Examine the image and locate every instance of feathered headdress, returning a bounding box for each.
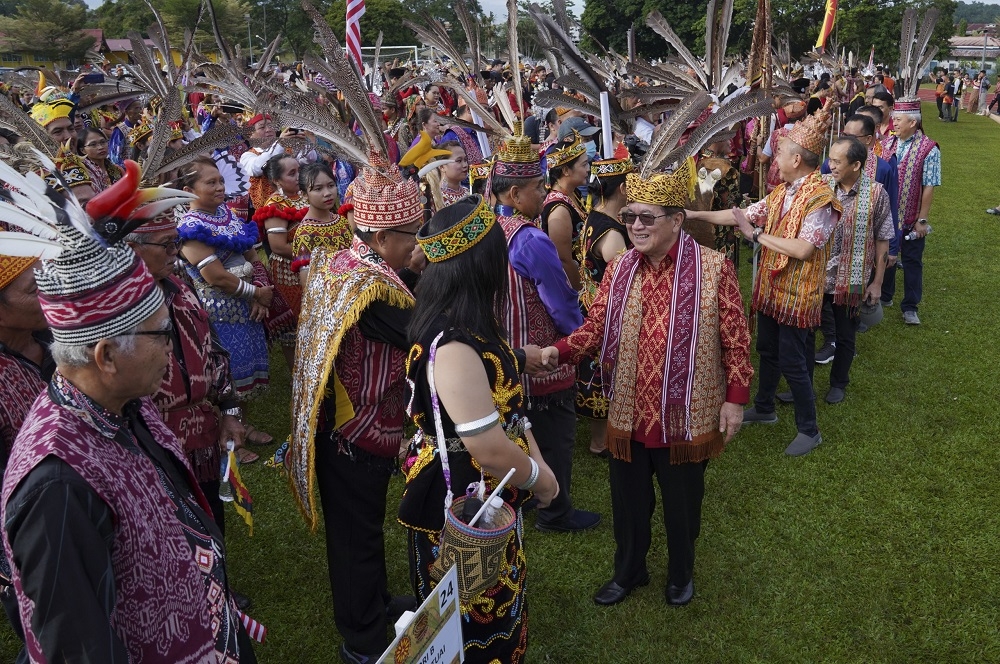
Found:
[898,8,940,98]
[0,155,193,346]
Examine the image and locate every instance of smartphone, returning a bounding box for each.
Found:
[81,73,105,84]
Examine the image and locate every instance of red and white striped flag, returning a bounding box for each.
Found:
[346,0,365,67]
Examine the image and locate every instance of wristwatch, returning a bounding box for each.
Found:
[752,227,764,242]
[917,218,929,225]
[222,407,243,418]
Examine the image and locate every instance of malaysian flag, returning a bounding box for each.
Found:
[346,0,366,67]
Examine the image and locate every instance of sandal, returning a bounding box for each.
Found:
[234,446,260,464]
[245,425,275,446]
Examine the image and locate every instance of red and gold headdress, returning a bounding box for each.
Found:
[0,158,193,346]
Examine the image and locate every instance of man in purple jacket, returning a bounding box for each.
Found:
[490,131,602,534]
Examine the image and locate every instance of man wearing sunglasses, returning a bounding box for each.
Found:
[541,163,752,608]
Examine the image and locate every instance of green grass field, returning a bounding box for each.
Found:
[3,104,999,662]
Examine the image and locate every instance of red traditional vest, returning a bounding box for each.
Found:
[4,393,222,664]
[895,132,937,228]
[498,214,575,399]
[155,276,224,481]
[289,239,414,529]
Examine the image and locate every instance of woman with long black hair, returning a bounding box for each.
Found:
[576,154,634,456]
[399,195,558,664]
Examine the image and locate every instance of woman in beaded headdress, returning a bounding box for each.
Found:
[541,131,590,290]
[401,195,558,664]
[576,149,634,456]
[178,156,279,454]
[251,154,309,361]
[291,162,351,286]
[76,126,124,193]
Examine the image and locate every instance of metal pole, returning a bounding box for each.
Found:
[983,31,988,72]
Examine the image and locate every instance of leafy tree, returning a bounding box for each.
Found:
[327,0,419,47]
[953,1,1000,25]
[582,0,711,60]
[957,18,968,35]
[243,0,334,61]
[582,0,955,70]
[0,0,96,61]
[89,0,156,38]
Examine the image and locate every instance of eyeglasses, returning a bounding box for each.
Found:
[121,320,175,344]
[840,133,872,139]
[84,139,108,148]
[128,329,174,343]
[386,228,419,236]
[619,211,670,226]
[134,238,182,252]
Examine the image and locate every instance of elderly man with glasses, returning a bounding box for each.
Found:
[541,160,752,608]
[110,211,248,600]
[2,173,257,662]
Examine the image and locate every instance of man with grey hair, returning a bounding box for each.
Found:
[879,98,940,325]
[1,170,257,662]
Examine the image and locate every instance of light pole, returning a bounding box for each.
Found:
[245,13,253,64]
[982,28,995,73]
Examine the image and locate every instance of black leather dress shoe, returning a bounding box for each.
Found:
[593,573,650,606]
[665,579,694,606]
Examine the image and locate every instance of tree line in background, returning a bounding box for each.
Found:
[582,0,957,72]
[0,0,972,71]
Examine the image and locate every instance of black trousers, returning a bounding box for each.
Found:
[609,441,706,588]
[529,390,577,525]
[882,236,925,313]
[315,437,394,655]
[200,479,225,538]
[754,312,819,436]
[819,294,860,389]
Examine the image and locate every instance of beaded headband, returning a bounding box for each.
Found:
[493,122,542,177]
[893,98,921,114]
[42,150,94,193]
[469,160,493,185]
[128,121,153,147]
[590,156,634,178]
[546,131,587,170]
[0,255,36,291]
[417,194,496,263]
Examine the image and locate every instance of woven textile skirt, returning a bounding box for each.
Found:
[269,254,301,343]
[192,280,269,401]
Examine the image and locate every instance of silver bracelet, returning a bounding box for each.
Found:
[196,254,219,270]
[519,457,539,490]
